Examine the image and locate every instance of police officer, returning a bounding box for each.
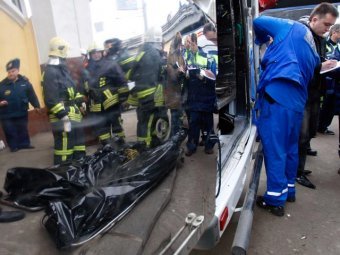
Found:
[184,33,217,156]
[87,39,128,145]
[127,27,169,148]
[42,37,86,164]
[317,24,340,135]
[0,58,40,152]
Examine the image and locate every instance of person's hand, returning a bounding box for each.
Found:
[178,66,185,74]
[0,100,8,107]
[80,102,87,115]
[34,108,43,114]
[61,116,71,132]
[321,59,338,71]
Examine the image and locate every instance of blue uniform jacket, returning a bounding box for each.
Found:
[254,16,320,112]
[0,74,40,119]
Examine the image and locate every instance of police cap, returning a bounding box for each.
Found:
[6,58,20,71]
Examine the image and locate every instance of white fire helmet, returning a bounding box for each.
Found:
[144,26,163,43]
[49,37,70,58]
[87,41,104,54]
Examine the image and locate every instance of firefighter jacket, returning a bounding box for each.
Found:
[185,51,216,112]
[0,74,40,119]
[127,43,165,108]
[88,58,128,113]
[116,49,135,80]
[42,61,84,122]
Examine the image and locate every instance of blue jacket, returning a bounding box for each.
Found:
[0,74,40,119]
[254,16,320,112]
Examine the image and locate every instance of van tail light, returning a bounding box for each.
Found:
[219,207,229,231]
[259,0,278,12]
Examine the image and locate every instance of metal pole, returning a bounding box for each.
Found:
[142,0,148,32]
[231,143,263,255]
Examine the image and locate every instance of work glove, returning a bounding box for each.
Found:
[80,102,87,116]
[61,116,71,132]
[81,102,87,112]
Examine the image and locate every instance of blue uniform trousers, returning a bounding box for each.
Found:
[257,97,303,206]
[1,115,30,150]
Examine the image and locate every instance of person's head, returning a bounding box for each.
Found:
[329,23,340,43]
[309,2,339,36]
[6,58,20,81]
[144,26,163,50]
[203,23,217,41]
[173,32,182,51]
[190,33,198,53]
[48,37,70,59]
[104,38,122,57]
[184,35,191,50]
[87,42,103,61]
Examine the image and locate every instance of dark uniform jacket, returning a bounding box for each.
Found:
[88,58,128,112]
[42,61,83,122]
[0,74,40,119]
[185,51,216,112]
[325,38,340,115]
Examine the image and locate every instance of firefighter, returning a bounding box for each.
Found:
[127,27,169,148]
[87,39,128,145]
[42,37,86,164]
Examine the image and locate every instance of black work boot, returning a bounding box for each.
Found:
[296,174,316,189]
[256,196,285,217]
[0,208,25,223]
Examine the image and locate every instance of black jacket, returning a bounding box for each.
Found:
[299,16,326,96]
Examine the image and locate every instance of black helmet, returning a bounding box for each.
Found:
[104,38,122,56]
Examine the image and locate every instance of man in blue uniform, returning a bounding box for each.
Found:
[253,16,321,216]
[0,58,40,152]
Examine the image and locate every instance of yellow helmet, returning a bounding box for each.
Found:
[87,41,103,53]
[49,37,70,58]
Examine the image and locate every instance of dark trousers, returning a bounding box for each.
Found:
[1,115,30,150]
[318,93,335,132]
[94,107,124,144]
[136,106,169,148]
[186,111,214,153]
[170,109,183,137]
[52,120,85,165]
[298,96,320,176]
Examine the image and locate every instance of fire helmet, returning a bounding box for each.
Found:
[87,41,104,54]
[49,37,70,58]
[104,38,122,56]
[144,26,163,43]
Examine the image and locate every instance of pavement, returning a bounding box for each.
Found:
[191,117,340,255]
[0,113,338,254]
[0,110,215,255]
